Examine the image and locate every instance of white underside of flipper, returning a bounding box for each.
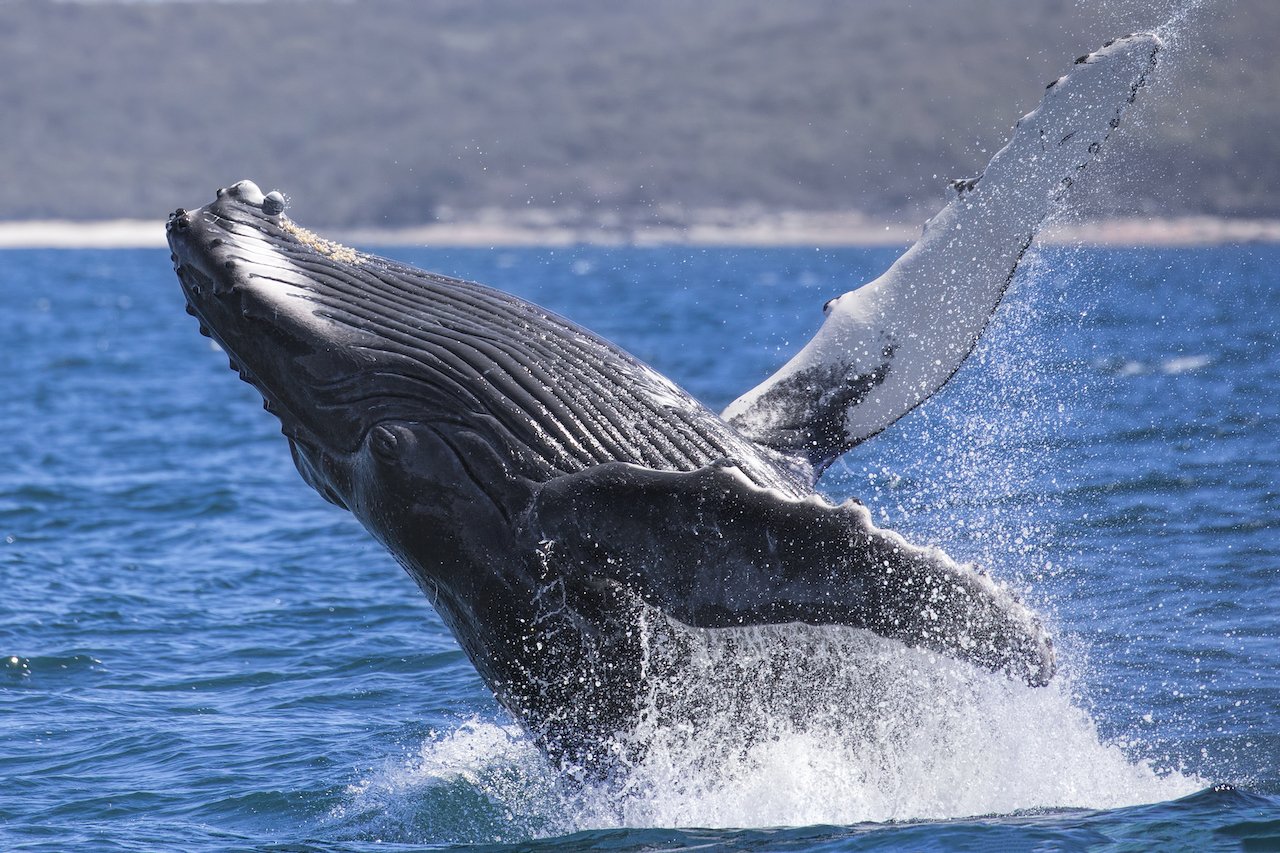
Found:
[722,34,1162,473]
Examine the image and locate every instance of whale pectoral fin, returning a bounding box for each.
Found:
[525,462,1055,686]
[723,34,1162,474]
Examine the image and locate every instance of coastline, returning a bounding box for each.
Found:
[2,213,1278,250]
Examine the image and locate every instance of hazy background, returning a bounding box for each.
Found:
[0,0,1274,227]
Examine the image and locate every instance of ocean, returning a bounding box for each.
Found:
[1,243,1277,851]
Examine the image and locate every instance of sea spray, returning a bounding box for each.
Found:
[337,616,1198,844]
[601,617,1198,824]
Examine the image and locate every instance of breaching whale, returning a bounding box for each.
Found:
[168,35,1160,770]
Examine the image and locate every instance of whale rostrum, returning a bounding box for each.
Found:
[168,33,1160,770]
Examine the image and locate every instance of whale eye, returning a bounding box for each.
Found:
[823,297,838,316]
[371,417,414,458]
[370,424,403,460]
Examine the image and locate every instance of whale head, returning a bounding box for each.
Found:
[168,180,460,515]
[167,180,807,514]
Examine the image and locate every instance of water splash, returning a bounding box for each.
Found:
[337,621,1198,844]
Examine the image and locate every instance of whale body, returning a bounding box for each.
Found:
[168,34,1159,770]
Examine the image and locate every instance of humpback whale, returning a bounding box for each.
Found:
[168,35,1160,770]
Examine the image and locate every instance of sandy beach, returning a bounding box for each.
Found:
[2,212,1278,250]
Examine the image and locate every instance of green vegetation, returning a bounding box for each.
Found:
[0,0,1274,225]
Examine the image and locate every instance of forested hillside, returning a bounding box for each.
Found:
[0,0,1274,226]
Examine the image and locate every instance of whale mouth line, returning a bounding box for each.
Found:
[174,260,323,448]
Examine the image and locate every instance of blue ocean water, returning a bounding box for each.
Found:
[1,243,1277,851]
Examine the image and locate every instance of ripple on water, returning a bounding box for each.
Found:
[2,652,104,685]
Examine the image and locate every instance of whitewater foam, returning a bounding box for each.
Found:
[338,623,1198,842]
